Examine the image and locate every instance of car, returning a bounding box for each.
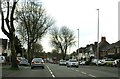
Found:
[31,58,45,69]
[113,59,120,67]
[67,59,79,68]
[59,60,66,66]
[96,60,105,66]
[101,58,114,66]
[0,56,6,64]
[17,57,25,64]
[19,59,29,66]
[102,58,114,63]
[92,58,98,64]
[79,61,86,65]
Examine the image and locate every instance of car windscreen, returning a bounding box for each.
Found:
[69,60,77,62]
[60,60,66,62]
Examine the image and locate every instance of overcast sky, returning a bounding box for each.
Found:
[0,0,120,54]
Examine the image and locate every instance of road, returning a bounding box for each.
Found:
[2,63,120,79]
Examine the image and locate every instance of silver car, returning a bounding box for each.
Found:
[113,59,120,67]
[59,60,66,66]
[67,59,79,68]
[31,58,45,69]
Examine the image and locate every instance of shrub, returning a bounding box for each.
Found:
[106,62,113,67]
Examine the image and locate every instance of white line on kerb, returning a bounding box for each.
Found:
[46,65,55,78]
[89,74,96,78]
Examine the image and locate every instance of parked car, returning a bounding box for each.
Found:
[67,59,79,68]
[59,60,66,66]
[19,59,29,66]
[17,57,25,64]
[91,58,98,65]
[113,59,120,67]
[79,61,86,65]
[96,60,105,66]
[66,60,69,65]
[31,58,45,69]
[0,56,6,64]
[102,58,114,66]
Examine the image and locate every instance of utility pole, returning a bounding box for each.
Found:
[77,29,79,60]
[96,9,99,60]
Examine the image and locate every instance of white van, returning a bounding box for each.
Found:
[0,56,6,64]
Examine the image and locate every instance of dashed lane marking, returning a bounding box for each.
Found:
[81,72,87,75]
[88,74,96,78]
[75,70,79,72]
[46,65,55,78]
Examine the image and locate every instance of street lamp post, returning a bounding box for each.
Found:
[77,29,79,60]
[96,9,99,60]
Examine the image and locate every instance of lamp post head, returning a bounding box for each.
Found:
[96,9,99,10]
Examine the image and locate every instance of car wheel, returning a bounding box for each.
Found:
[76,66,79,68]
[31,67,34,69]
[67,65,70,67]
[42,67,44,69]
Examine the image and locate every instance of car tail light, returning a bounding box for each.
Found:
[41,62,44,64]
[32,62,34,64]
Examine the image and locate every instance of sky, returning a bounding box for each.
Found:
[0,0,120,54]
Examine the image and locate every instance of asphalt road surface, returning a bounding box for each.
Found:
[2,63,120,79]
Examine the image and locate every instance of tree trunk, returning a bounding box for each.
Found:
[27,40,32,63]
[10,34,19,69]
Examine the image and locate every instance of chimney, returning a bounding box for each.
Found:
[101,37,106,42]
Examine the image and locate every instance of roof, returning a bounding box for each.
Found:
[100,40,120,51]
[99,40,109,51]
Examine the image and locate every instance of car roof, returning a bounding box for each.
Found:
[33,58,42,59]
[32,58,43,60]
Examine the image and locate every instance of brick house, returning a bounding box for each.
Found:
[99,37,120,59]
[102,41,120,59]
[98,37,110,59]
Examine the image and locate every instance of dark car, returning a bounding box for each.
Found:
[31,58,45,69]
[19,59,29,66]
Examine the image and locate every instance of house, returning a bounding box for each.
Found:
[101,40,120,59]
[0,38,8,56]
[98,37,110,59]
[77,47,86,60]
[74,36,120,61]
[98,37,120,59]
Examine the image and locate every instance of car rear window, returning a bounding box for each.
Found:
[33,58,43,62]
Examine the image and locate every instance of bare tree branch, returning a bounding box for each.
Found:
[50,26,76,59]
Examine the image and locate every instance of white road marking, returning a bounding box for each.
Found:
[88,74,96,78]
[46,65,55,78]
[81,72,87,75]
[75,70,79,72]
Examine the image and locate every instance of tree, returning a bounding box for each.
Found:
[16,1,54,62]
[32,43,43,53]
[14,36,22,56]
[0,0,19,69]
[50,26,76,60]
